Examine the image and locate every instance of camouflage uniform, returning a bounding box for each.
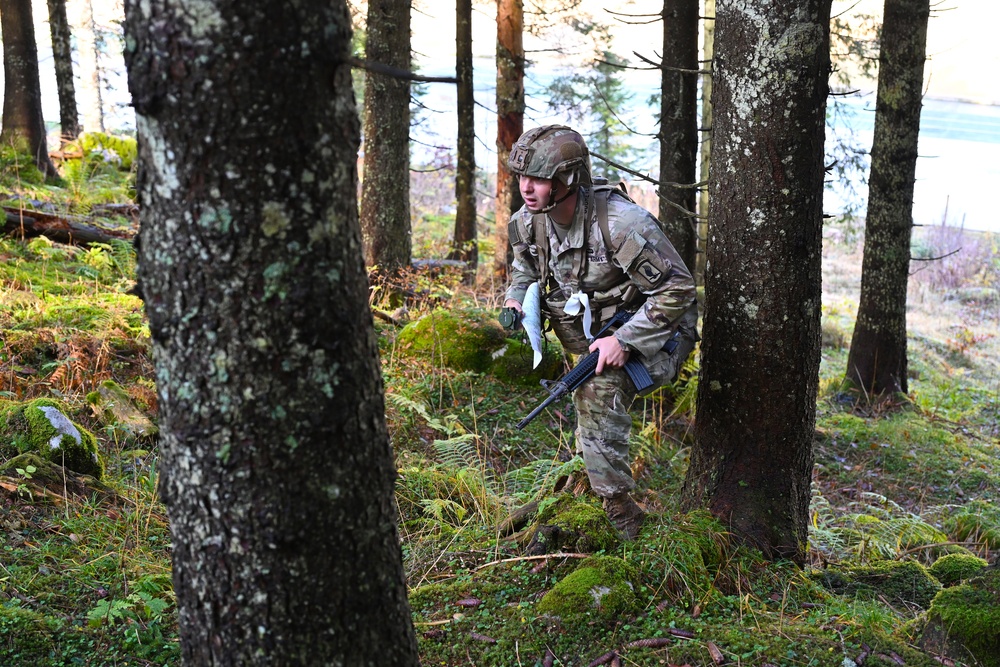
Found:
[506,186,698,497]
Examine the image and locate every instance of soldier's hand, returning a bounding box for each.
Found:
[590,336,630,374]
[504,298,524,313]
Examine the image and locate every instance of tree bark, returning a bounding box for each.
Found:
[494,0,524,284]
[450,0,478,274]
[0,0,58,178]
[658,0,699,274]
[122,1,420,664]
[68,0,104,133]
[46,0,81,142]
[845,0,930,397]
[360,0,412,277]
[682,0,831,564]
[697,0,716,284]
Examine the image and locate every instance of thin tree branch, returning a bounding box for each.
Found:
[348,56,458,84]
[656,191,706,220]
[595,57,658,71]
[591,151,708,193]
[911,248,962,262]
[605,9,661,17]
[590,83,657,138]
[632,51,712,75]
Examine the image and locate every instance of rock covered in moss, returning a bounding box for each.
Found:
[537,555,640,619]
[525,493,619,556]
[395,307,564,383]
[813,560,941,609]
[929,553,989,587]
[86,380,158,441]
[0,399,103,478]
[919,565,1000,666]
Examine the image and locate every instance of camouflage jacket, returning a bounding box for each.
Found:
[505,186,697,357]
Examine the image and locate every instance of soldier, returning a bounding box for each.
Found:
[504,125,699,540]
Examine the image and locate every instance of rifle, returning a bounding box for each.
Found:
[516,310,654,430]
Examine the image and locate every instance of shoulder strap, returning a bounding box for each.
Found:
[532,212,549,288]
[592,181,636,254]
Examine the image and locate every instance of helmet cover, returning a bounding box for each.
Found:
[508,125,592,188]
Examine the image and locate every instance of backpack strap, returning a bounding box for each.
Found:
[593,182,633,254]
[531,212,550,289]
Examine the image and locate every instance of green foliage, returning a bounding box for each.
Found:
[938,499,1000,549]
[69,132,138,171]
[0,145,45,185]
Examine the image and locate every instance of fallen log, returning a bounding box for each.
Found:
[2,206,135,246]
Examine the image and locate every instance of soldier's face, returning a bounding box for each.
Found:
[519,175,555,213]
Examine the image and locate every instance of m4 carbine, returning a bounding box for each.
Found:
[516,310,654,430]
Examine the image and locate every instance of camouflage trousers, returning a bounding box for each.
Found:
[574,312,698,498]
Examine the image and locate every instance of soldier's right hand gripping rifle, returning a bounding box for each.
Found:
[515,310,658,430]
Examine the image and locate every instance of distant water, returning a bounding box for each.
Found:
[415,62,1000,235]
[831,96,1000,234]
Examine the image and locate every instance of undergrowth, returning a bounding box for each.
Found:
[1,159,998,665]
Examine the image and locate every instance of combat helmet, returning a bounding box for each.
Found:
[508,125,592,211]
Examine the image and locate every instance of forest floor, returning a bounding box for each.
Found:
[1,155,999,666]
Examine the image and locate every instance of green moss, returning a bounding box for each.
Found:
[0,604,64,664]
[527,494,620,554]
[929,553,989,587]
[814,560,942,609]
[396,308,510,373]
[396,307,560,382]
[924,567,1000,667]
[536,555,639,619]
[0,398,103,478]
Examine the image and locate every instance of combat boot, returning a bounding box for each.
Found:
[603,493,645,541]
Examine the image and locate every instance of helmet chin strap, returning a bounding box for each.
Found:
[534,180,576,214]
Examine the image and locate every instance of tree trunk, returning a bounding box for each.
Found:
[682,0,831,564]
[46,0,81,142]
[122,1,420,664]
[494,0,524,284]
[360,0,412,277]
[845,0,930,397]
[69,0,104,133]
[697,0,715,284]
[0,0,58,178]
[658,0,699,274]
[450,0,478,274]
